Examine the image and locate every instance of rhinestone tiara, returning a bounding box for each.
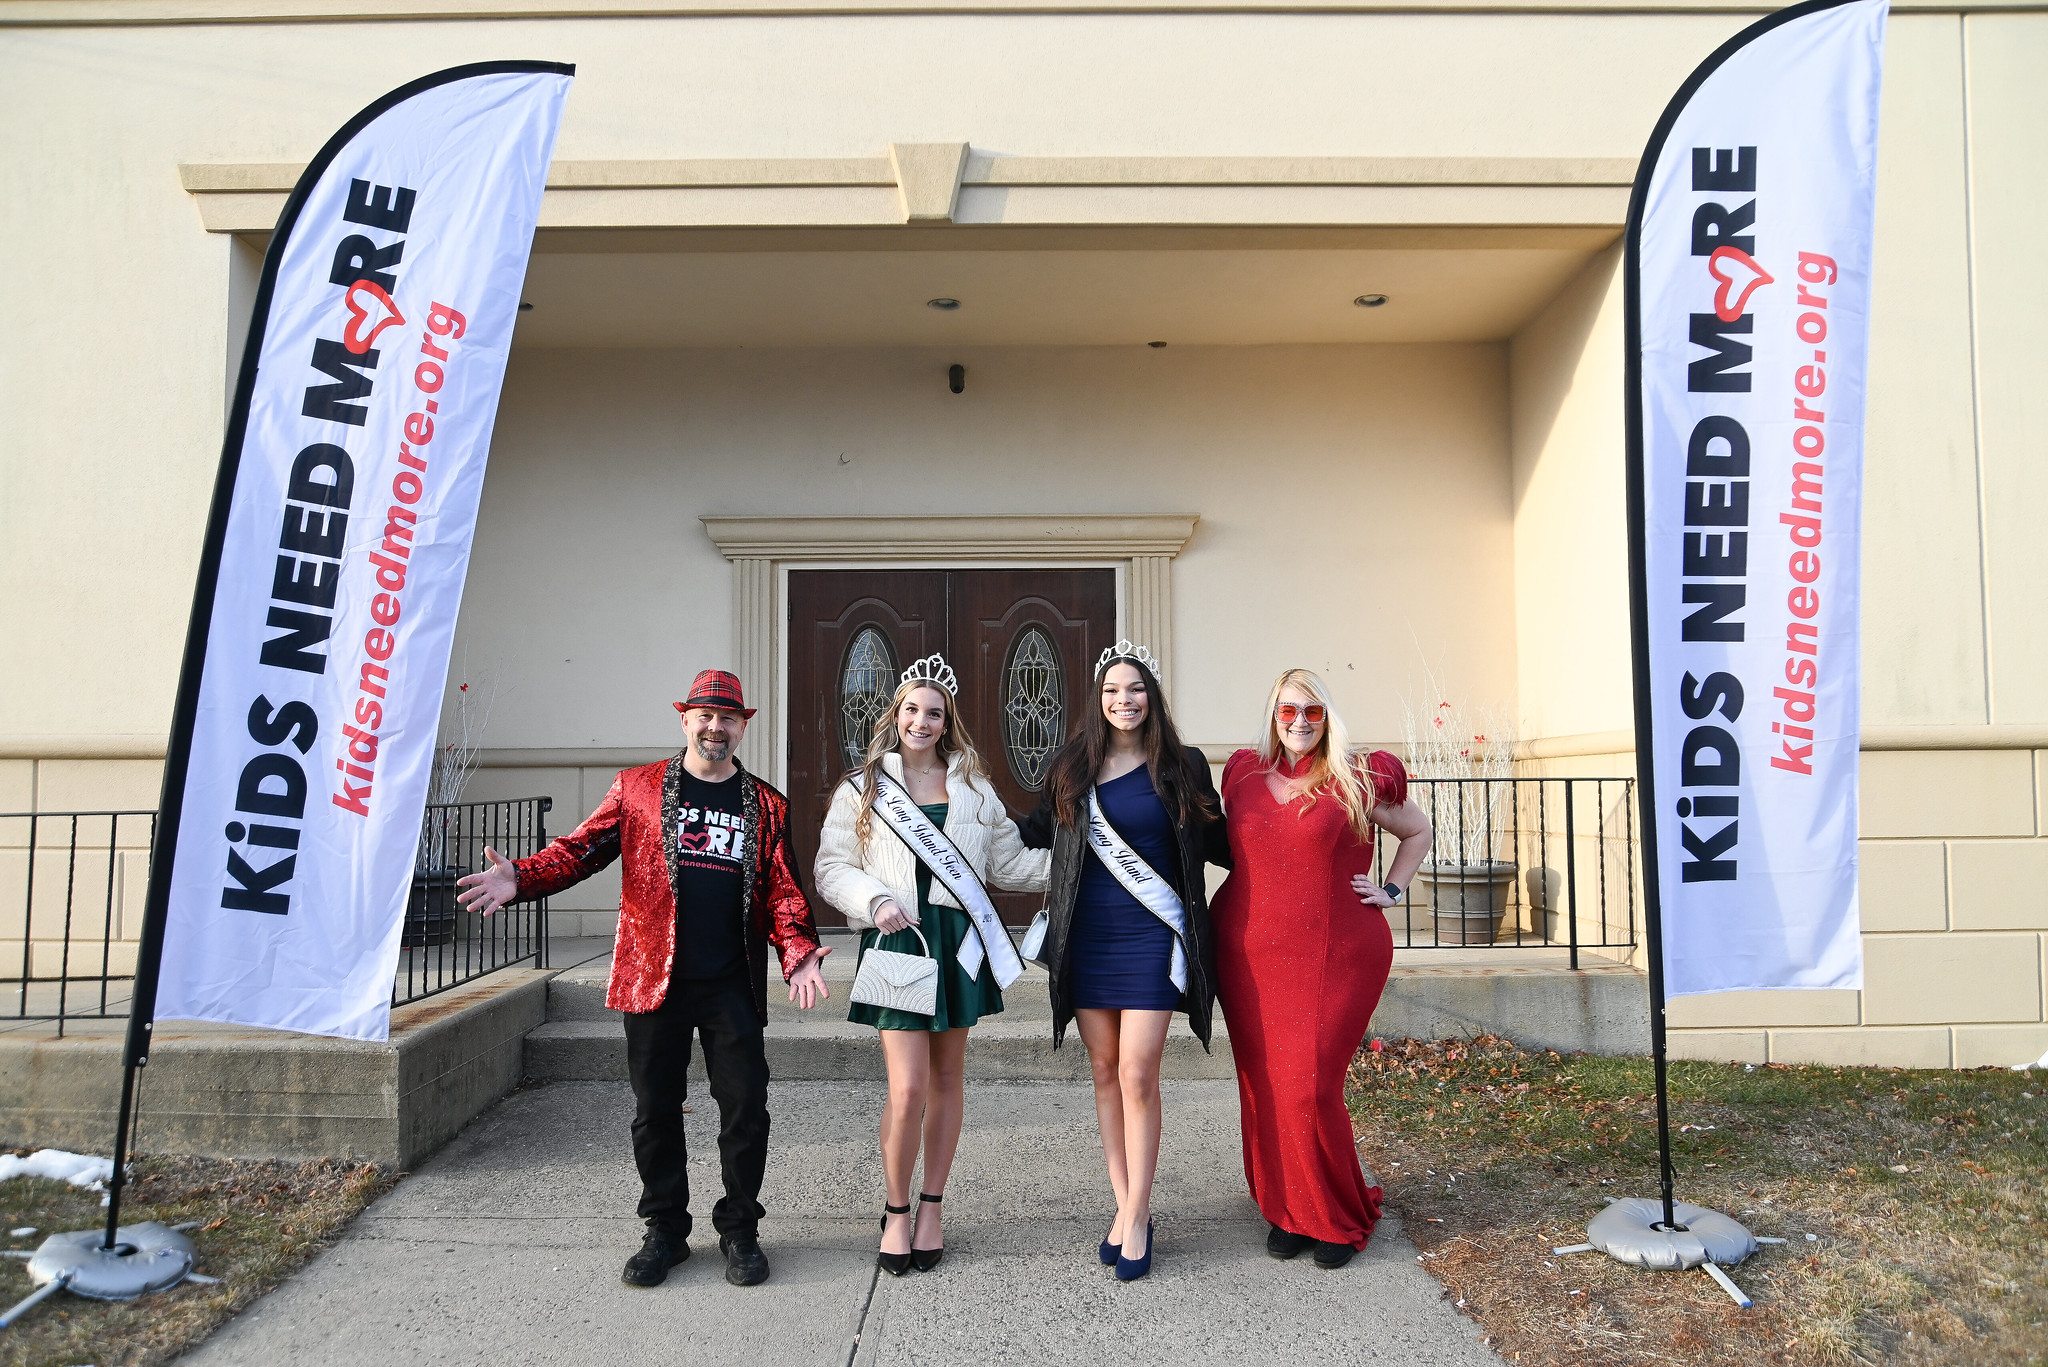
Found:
[900,653,959,696]
[1095,640,1160,676]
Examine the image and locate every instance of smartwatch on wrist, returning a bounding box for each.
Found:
[1382,881,1404,905]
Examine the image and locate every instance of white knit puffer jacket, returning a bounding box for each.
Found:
[814,750,1050,930]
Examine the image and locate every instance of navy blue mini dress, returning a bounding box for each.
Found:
[1068,765,1183,1010]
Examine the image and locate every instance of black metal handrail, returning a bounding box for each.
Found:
[395,796,552,1006]
[0,809,155,1031]
[1369,777,1638,965]
[2,797,552,1029]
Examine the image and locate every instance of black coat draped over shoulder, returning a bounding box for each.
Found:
[1015,744,1232,1049]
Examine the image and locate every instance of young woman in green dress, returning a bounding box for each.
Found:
[814,657,1049,1276]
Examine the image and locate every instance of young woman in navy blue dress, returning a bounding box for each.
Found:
[1019,642,1228,1280]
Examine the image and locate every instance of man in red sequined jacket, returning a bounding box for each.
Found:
[458,670,827,1291]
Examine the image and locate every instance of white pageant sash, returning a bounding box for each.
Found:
[1085,790,1189,994]
[861,772,1024,990]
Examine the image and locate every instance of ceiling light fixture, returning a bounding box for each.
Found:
[1147,341,1167,348]
[518,301,534,311]
[927,298,961,311]
[1354,294,1389,308]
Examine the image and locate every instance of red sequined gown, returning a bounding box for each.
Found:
[1212,749,1392,1249]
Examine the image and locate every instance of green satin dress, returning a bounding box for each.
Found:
[848,803,1006,1032]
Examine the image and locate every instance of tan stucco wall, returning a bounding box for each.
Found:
[3,5,2045,1062]
[461,342,1514,752]
[1509,243,1631,745]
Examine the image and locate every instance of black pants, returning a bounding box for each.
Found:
[623,969,769,1241]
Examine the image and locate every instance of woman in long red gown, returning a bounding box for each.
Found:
[1212,668,1433,1268]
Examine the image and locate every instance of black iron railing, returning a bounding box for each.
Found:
[1,809,156,1030]
[2,797,553,1028]
[1370,777,1638,965]
[395,796,552,1006]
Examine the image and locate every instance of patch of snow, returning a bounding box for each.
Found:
[0,1150,115,1189]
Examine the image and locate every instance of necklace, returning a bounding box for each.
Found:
[903,757,944,776]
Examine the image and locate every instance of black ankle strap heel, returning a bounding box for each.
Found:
[911,1192,945,1272]
[878,1202,914,1277]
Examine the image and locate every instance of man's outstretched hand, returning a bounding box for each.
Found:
[788,945,832,1009]
[456,846,519,915]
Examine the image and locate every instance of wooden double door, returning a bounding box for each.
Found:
[788,569,1117,926]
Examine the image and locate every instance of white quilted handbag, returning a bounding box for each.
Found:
[849,922,939,1018]
[1020,909,1051,964]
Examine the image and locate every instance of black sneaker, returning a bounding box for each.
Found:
[719,1231,770,1286]
[623,1229,688,1287]
[1312,1240,1357,1269]
[1266,1225,1315,1260]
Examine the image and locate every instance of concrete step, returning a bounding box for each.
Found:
[523,1016,1235,1083]
[1374,950,1650,1055]
[528,941,1650,1083]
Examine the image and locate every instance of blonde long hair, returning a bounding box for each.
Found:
[1255,668,1377,842]
[850,678,990,845]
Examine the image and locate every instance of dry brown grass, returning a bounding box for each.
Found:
[1347,1036,2048,1366]
[1,1153,395,1367]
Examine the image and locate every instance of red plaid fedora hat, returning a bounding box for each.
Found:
[674,669,756,719]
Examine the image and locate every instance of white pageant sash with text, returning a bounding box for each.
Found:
[1085,791,1189,994]
[862,773,1024,990]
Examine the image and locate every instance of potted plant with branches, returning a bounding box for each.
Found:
[1402,695,1517,946]
[405,671,495,948]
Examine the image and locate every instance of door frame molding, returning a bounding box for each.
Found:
[701,514,1199,784]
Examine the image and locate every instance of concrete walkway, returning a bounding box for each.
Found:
[185,1076,1498,1366]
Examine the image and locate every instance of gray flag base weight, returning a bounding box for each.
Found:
[1549,1199,1768,1308]
[0,1222,199,1328]
[0,1043,210,1329]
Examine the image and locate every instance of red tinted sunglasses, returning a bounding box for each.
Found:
[1275,703,1327,726]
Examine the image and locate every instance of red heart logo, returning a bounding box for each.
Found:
[343,280,405,355]
[678,828,711,852]
[1707,246,1774,323]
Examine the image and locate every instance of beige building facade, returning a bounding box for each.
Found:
[1,0,2043,1067]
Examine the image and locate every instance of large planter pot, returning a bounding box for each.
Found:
[1527,866,1566,941]
[1416,860,1517,946]
[403,867,467,948]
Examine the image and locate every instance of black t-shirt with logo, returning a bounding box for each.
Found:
[672,770,748,981]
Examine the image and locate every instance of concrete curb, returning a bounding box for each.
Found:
[0,969,549,1167]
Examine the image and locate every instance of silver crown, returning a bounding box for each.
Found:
[900,653,959,696]
[1095,640,1161,676]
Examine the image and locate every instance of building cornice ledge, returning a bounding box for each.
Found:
[0,735,172,760]
[7,0,2039,26]
[179,155,1643,195]
[176,154,1642,233]
[701,513,1200,560]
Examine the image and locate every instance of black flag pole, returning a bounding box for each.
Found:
[1623,198,1682,1237]
[1622,124,1682,1234]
